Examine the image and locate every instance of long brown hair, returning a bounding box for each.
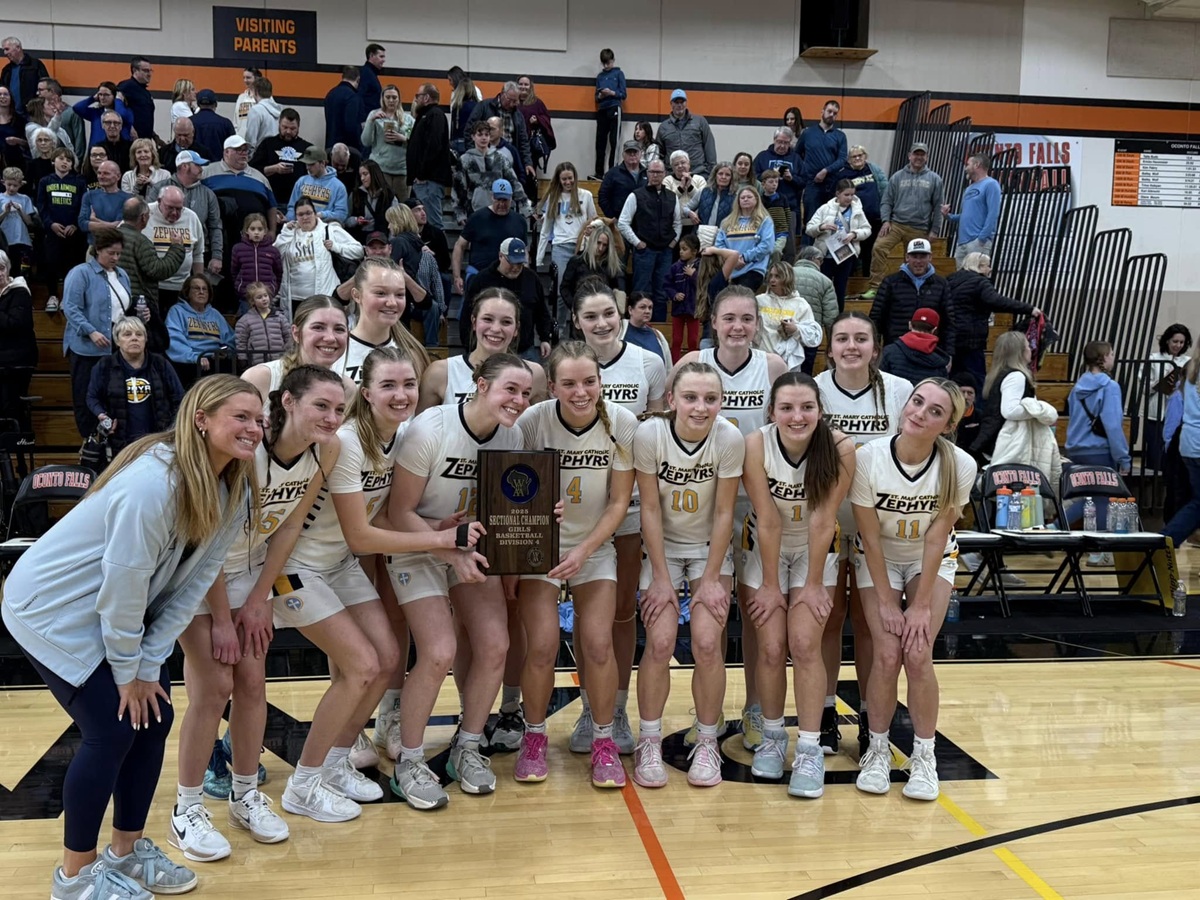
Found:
[767,372,844,510]
[346,346,417,472]
[352,256,431,377]
[983,331,1033,398]
[828,310,886,414]
[279,295,348,376]
[467,286,521,355]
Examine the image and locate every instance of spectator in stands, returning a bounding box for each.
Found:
[0,248,35,421]
[286,146,349,223]
[37,78,87,162]
[72,81,132,146]
[946,251,1037,388]
[119,138,169,197]
[144,186,205,308]
[160,118,214,176]
[618,158,679,321]
[1143,323,1192,472]
[234,66,260,138]
[202,135,280,248]
[1,37,48,119]
[329,142,361,200]
[664,234,701,360]
[942,153,1001,269]
[806,178,871,306]
[36,147,86,312]
[234,281,291,368]
[250,107,311,213]
[1066,340,1131,475]
[164,273,234,387]
[757,167,794,263]
[61,229,131,437]
[243,77,281,154]
[869,238,956,355]
[658,89,716,177]
[633,121,662,167]
[360,43,386,118]
[275,196,362,313]
[797,100,847,224]
[79,160,132,245]
[0,167,35,269]
[148,151,225,281]
[621,290,671,364]
[382,206,444,347]
[348,159,395,239]
[452,179,528,296]
[598,139,646,218]
[952,370,982,452]
[361,84,413,200]
[231,212,282,306]
[517,75,555,180]
[594,50,625,179]
[755,258,821,372]
[116,196,183,352]
[782,106,803,136]
[972,330,1042,468]
[560,220,624,323]
[485,114,522,177]
[663,150,706,236]
[117,56,156,142]
[324,66,364,154]
[403,195,450,285]
[467,81,535,182]
[863,143,944,299]
[732,152,756,191]
[448,66,481,143]
[701,185,774,302]
[833,145,887,277]
[25,122,59,187]
[96,113,131,176]
[81,146,107,189]
[753,127,803,233]
[536,161,595,326]
[455,121,529,222]
[1162,354,1200,547]
[461,237,552,360]
[689,161,735,238]
[880,307,951,386]
[190,89,235,155]
[86,315,183,456]
[407,82,450,232]
[169,79,195,130]
[791,245,839,340]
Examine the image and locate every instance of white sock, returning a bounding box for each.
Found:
[175,784,203,813]
[378,689,402,716]
[457,730,482,749]
[579,688,591,713]
[697,720,719,740]
[525,720,547,735]
[615,689,628,711]
[825,695,836,709]
[869,729,890,751]
[797,730,821,750]
[593,720,614,740]
[323,746,350,768]
[639,718,662,739]
[763,716,785,734]
[500,684,521,713]
[230,771,257,800]
[292,763,322,784]
[398,744,424,764]
[913,735,936,754]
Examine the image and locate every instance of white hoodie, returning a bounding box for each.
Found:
[273,220,364,311]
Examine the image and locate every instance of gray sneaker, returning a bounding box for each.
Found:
[569,708,594,754]
[751,729,789,779]
[788,743,826,798]
[389,758,450,810]
[612,707,635,755]
[447,742,496,795]
[52,859,152,900]
[102,838,198,894]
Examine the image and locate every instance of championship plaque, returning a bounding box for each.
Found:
[477,450,560,575]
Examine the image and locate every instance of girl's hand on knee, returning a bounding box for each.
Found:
[641,578,679,628]
[795,583,832,623]
[748,585,785,628]
[137,678,170,725]
[210,617,243,666]
[902,605,932,655]
[693,578,730,627]
[879,600,906,637]
[234,598,274,659]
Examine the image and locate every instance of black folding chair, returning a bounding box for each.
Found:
[0,464,96,575]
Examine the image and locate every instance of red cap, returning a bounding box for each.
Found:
[912,307,940,328]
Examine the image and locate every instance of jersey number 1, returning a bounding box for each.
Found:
[895,519,921,540]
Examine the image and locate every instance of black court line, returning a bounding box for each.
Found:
[788,794,1200,899]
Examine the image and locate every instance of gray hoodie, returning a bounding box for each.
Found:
[882,165,944,233]
[244,96,283,155]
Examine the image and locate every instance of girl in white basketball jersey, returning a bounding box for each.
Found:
[572,281,666,755]
[334,257,431,386]
[242,295,353,402]
[173,365,346,862]
[632,362,745,789]
[673,284,787,752]
[851,378,976,802]
[274,348,483,824]
[512,342,638,788]
[420,287,548,410]
[388,354,533,800]
[740,372,855,799]
[814,311,912,757]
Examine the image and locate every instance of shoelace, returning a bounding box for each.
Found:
[404,759,440,788]
[860,746,891,779]
[88,861,147,898]
[688,738,722,772]
[303,775,351,808]
[456,745,493,778]
[182,804,217,836]
[637,739,663,768]
[336,756,372,785]
[131,838,183,885]
[592,739,620,769]
[795,747,823,779]
[745,708,765,736]
[758,736,787,764]
[575,709,594,734]
[239,790,276,821]
[903,750,937,785]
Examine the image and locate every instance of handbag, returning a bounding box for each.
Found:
[1081,396,1107,438]
[323,225,359,282]
[79,430,110,471]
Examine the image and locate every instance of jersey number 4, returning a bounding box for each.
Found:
[566,476,583,504]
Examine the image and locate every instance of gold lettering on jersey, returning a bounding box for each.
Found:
[440,457,477,480]
[125,376,151,404]
[362,470,393,492]
[768,477,806,502]
[823,413,890,433]
[722,390,765,410]
[300,184,332,205]
[554,448,611,469]
[603,384,640,402]
[658,461,715,485]
[152,226,194,247]
[874,493,939,514]
[185,316,222,338]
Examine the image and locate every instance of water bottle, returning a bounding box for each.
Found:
[944,633,959,658]
[1125,498,1141,532]
[1020,488,1037,530]
[1032,493,1045,529]
[994,487,1012,529]
[1009,493,1023,531]
[136,294,148,317]
[1174,579,1187,618]
[1112,498,1130,535]
[1080,496,1099,532]
[946,588,961,623]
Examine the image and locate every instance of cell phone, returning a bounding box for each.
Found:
[778,163,790,172]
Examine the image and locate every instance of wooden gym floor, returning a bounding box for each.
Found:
[4,552,1200,898]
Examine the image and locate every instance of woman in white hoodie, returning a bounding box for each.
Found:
[805,179,871,307]
[274,197,363,315]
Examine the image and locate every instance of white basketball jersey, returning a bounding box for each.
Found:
[398,403,523,522]
[599,341,666,415]
[849,436,976,565]
[633,415,745,546]
[288,419,408,569]
[745,423,822,554]
[263,358,286,393]
[444,354,477,406]
[517,400,638,547]
[226,441,322,572]
[335,333,396,385]
[698,348,770,436]
[815,370,913,447]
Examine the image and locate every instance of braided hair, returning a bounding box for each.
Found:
[548,340,628,462]
[264,364,343,484]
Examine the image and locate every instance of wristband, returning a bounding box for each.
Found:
[455,522,472,550]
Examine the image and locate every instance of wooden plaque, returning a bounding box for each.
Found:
[476,450,560,575]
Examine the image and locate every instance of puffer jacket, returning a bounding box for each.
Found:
[946,268,1034,352]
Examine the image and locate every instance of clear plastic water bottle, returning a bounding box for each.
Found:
[1082,497,1097,532]
[1009,493,1023,531]
[136,294,148,317]
[944,633,959,658]
[1125,497,1141,532]
[1173,579,1187,618]
[946,588,961,623]
[1112,498,1130,534]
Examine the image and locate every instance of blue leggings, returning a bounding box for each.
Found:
[25,653,174,852]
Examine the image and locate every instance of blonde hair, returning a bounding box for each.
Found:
[112,315,147,341]
[345,347,415,471]
[579,222,622,280]
[128,137,160,172]
[650,360,723,421]
[983,331,1033,398]
[385,203,419,236]
[90,375,261,545]
[548,341,627,461]
[720,185,769,233]
[172,79,194,102]
[352,257,431,377]
[907,378,968,524]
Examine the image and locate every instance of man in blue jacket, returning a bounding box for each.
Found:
[598,140,647,218]
[942,152,1002,269]
[117,56,157,142]
[360,44,386,121]
[324,67,364,154]
[798,100,848,228]
[753,127,803,234]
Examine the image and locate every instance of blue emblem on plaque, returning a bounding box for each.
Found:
[502,464,539,504]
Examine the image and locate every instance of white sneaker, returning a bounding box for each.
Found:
[323,755,384,802]
[168,802,231,862]
[686,736,723,787]
[349,730,380,770]
[282,774,361,823]
[959,552,983,573]
[902,745,940,800]
[612,707,636,755]
[569,708,594,754]
[229,789,289,843]
[856,743,893,794]
[373,708,403,761]
[45,296,59,313]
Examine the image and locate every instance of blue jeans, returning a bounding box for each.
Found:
[1164,456,1200,545]
[411,180,446,231]
[632,245,673,321]
[550,243,576,337]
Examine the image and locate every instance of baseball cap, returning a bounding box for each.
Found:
[500,237,527,264]
[402,196,424,210]
[491,178,513,198]
[196,89,217,106]
[299,146,328,164]
[906,238,932,254]
[622,139,641,152]
[223,135,249,150]
[670,89,687,102]
[912,307,940,328]
[175,150,208,168]
[910,141,929,153]
[365,231,389,246]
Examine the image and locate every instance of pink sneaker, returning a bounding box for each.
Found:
[687,736,723,787]
[633,736,668,788]
[513,732,549,782]
[590,737,626,789]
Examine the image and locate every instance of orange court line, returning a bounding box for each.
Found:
[1163,660,1200,671]
[621,781,685,900]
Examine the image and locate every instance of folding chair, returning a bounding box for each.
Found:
[0,464,96,575]
[1058,463,1171,613]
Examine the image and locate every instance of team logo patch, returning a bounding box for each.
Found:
[527,548,545,567]
[285,595,303,610]
[396,572,410,585]
[502,464,539,504]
